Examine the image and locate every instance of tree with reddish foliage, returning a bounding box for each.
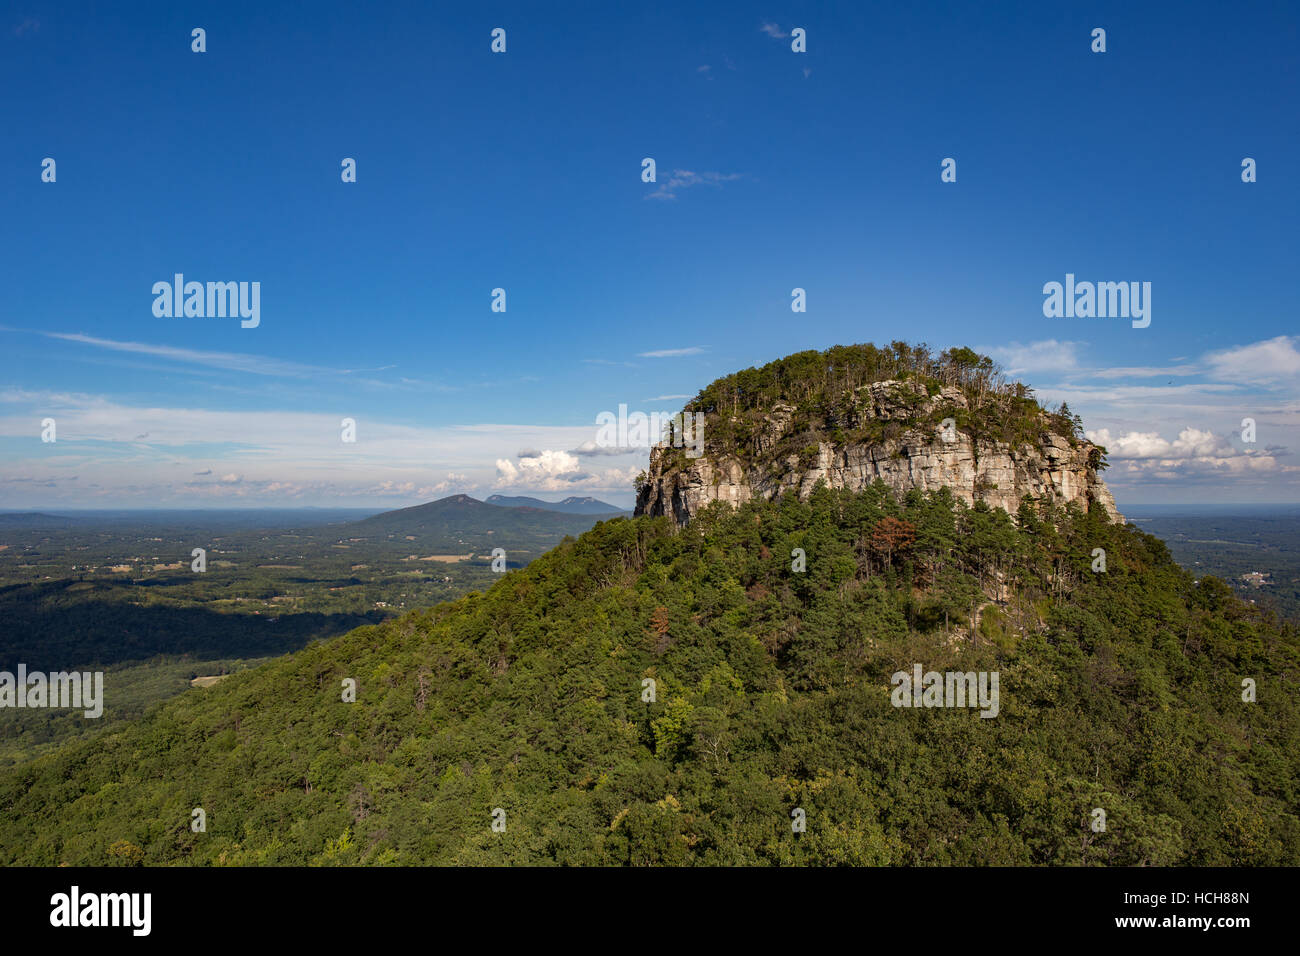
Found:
[870,516,916,570]
[648,606,673,653]
[650,606,671,636]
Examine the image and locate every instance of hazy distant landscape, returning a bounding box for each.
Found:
[0,496,627,765]
[1125,505,1300,623]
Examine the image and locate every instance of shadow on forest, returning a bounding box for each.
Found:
[1,589,384,671]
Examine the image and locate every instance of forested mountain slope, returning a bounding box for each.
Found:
[3,484,1296,865]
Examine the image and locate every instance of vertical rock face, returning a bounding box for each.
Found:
[634,379,1122,527]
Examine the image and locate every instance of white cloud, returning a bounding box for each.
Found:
[494,449,581,485]
[760,22,788,38]
[982,339,1081,375]
[1086,426,1297,489]
[494,449,640,492]
[430,472,470,493]
[1204,336,1300,386]
[1086,427,1236,460]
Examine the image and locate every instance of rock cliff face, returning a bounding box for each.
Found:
[634,379,1122,527]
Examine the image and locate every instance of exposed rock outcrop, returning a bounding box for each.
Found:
[634,379,1122,527]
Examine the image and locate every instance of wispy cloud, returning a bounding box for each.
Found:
[570,440,639,458]
[1,326,447,391]
[982,339,1081,375]
[760,22,788,39]
[1204,336,1300,385]
[5,326,355,380]
[1,474,78,486]
[646,170,743,201]
[1090,364,1200,380]
[990,336,1299,392]
[979,336,1300,499]
[638,347,704,358]
[0,389,646,506]
[39,331,337,378]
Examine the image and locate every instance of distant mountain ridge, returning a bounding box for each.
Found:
[339,494,621,551]
[486,494,626,515]
[0,512,75,527]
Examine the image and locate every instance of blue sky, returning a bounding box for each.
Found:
[1,0,1297,509]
